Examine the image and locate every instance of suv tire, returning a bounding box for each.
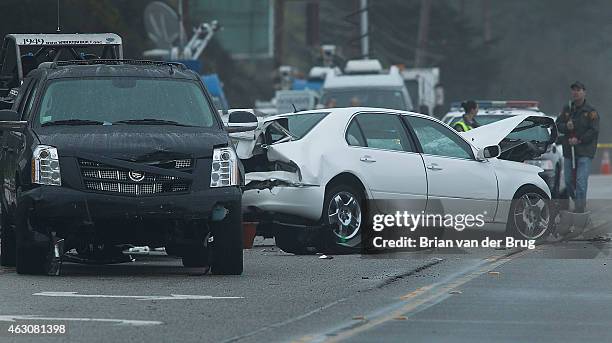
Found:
[15,227,46,275]
[0,206,16,267]
[210,211,243,275]
[182,247,209,268]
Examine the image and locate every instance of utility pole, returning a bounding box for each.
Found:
[360,0,369,59]
[306,0,320,47]
[274,0,285,67]
[178,0,185,58]
[182,0,191,36]
[414,0,431,67]
[483,0,492,43]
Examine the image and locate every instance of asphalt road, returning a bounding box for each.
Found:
[0,176,611,343]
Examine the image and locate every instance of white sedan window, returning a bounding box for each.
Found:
[352,113,414,152]
[405,116,473,159]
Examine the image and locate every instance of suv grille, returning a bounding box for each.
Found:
[79,159,191,196]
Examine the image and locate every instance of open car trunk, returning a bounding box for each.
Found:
[461,114,558,162]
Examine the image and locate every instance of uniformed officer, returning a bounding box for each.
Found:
[454,100,480,132]
[556,81,600,212]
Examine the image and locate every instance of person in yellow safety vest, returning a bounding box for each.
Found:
[453,100,480,132]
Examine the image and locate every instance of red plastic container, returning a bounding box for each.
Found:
[242,222,258,249]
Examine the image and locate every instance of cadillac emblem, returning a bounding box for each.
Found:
[128,171,145,182]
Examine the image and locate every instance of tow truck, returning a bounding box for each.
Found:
[0,33,123,109]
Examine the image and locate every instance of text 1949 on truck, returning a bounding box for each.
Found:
[0,59,257,275]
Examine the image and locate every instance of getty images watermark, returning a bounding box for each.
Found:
[369,211,535,250]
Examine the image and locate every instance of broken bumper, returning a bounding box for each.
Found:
[242,185,325,223]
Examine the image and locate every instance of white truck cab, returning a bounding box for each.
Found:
[320,59,414,111]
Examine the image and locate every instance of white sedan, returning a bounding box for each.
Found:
[228,107,557,253]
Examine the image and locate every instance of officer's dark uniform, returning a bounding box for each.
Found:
[555,83,599,212]
[556,101,599,159]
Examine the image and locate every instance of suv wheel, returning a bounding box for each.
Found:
[210,210,243,275]
[16,227,46,275]
[0,206,16,267]
[182,247,209,268]
[15,215,62,275]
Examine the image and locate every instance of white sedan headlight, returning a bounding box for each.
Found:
[210,147,239,187]
[32,145,61,186]
[524,159,554,171]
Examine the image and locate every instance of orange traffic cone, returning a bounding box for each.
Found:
[600,150,611,175]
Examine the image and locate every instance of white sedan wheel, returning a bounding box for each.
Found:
[512,191,550,240]
[326,190,362,246]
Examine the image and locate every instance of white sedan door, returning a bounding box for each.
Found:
[403,115,498,222]
[343,112,428,214]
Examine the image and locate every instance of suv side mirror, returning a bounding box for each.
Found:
[0,109,27,130]
[226,110,258,133]
[477,144,501,161]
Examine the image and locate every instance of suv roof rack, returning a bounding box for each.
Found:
[47,59,187,70]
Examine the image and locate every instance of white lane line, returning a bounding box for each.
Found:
[0,315,162,326]
[34,292,244,301]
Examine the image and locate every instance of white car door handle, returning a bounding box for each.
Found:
[426,163,443,171]
[360,156,376,163]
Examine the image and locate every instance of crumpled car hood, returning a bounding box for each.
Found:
[461,114,558,162]
[461,114,556,148]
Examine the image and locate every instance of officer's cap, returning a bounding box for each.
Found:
[570,81,586,90]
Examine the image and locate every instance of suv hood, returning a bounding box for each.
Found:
[461,114,558,162]
[34,126,228,160]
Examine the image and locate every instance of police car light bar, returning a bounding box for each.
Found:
[450,100,539,110]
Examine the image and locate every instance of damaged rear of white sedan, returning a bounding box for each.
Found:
[232,107,557,254]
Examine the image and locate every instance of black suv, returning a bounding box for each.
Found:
[0,60,252,275]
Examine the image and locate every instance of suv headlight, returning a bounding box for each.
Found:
[210,147,239,187]
[524,159,554,171]
[32,145,61,186]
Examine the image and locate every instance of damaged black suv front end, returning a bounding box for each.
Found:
[0,60,243,275]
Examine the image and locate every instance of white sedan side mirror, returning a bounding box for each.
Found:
[477,145,501,161]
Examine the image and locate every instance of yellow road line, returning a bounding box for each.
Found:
[597,143,612,149]
[312,249,533,343]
